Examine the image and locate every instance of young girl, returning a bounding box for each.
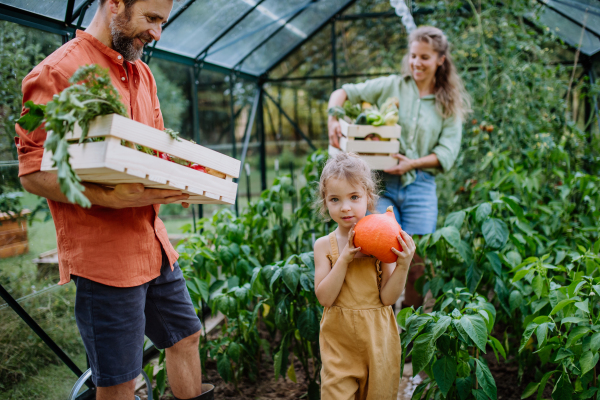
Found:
[314,152,416,400]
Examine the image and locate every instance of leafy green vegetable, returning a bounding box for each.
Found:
[17,64,128,208]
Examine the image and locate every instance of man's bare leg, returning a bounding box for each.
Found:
[96,379,136,400]
[166,330,203,399]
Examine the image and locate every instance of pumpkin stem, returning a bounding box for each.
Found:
[386,206,393,213]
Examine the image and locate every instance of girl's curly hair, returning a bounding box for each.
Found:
[316,152,379,220]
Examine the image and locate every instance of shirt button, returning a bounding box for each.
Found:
[121,77,126,81]
[118,55,122,60]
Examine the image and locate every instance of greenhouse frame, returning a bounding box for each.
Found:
[0,0,600,398]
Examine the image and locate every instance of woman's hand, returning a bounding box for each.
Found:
[391,230,416,270]
[384,154,415,175]
[328,116,343,149]
[340,225,362,264]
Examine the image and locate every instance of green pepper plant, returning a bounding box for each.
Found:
[399,289,504,400]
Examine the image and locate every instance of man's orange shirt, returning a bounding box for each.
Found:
[15,30,178,287]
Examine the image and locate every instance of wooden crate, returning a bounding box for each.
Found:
[40,114,240,205]
[328,119,401,170]
[0,210,30,258]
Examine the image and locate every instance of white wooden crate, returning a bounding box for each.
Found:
[40,114,240,205]
[329,119,401,170]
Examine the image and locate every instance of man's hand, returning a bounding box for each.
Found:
[328,116,343,149]
[109,183,190,209]
[384,154,414,175]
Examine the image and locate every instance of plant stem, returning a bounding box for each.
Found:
[465,0,490,109]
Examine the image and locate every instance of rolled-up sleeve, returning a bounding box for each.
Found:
[431,115,462,173]
[342,75,396,106]
[16,65,70,177]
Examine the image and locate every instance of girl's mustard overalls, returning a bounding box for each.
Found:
[320,232,401,400]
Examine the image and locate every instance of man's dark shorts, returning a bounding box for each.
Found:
[72,252,202,387]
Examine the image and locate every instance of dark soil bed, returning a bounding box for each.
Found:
[484,353,553,400]
[136,320,315,400]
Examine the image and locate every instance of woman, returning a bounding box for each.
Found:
[327,26,471,308]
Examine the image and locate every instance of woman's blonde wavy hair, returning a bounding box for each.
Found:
[401,26,472,121]
[316,152,379,220]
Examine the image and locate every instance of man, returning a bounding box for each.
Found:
[15,1,208,399]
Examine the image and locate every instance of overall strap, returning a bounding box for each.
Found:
[329,232,339,258]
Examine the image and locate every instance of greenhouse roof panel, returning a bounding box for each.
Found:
[545,0,600,37]
[203,0,312,69]
[536,4,600,56]
[0,0,70,21]
[155,0,254,58]
[241,0,355,75]
[3,0,600,77]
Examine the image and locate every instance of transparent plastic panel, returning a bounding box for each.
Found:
[79,1,98,28]
[205,0,309,69]
[156,0,252,57]
[148,59,193,139]
[537,6,600,56]
[242,0,353,75]
[0,0,69,21]
[269,27,333,80]
[335,15,406,75]
[546,0,600,37]
[78,0,187,29]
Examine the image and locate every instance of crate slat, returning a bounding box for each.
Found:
[340,137,400,154]
[330,120,401,170]
[42,125,239,205]
[339,119,401,139]
[66,114,240,178]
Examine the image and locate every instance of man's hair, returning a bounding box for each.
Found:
[99,0,180,7]
[99,0,138,6]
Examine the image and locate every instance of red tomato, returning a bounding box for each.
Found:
[190,164,207,173]
[158,152,169,161]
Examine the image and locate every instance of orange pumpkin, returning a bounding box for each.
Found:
[354,206,402,263]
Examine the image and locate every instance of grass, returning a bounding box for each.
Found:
[0,160,303,398]
[0,194,203,399]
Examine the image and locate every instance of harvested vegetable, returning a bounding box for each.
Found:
[328,97,399,127]
[17,65,189,208]
[353,205,402,263]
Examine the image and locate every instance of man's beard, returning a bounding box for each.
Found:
[110,8,151,62]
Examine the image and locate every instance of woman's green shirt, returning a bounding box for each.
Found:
[342,74,463,187]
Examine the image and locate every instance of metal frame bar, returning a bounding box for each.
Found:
[196,0,268,61]
[263,0,359,76]
[163,0,197,31]
[239,89,261,177]
[190,66,201,144]
[339,10,396,20]
[331,19,337,90]
[143,47,259,81]
[0,3,72,36]
[263,90,315,151]
[65,0,76,24]
[0,283,93,389]
[258,86,267,191]
[71,0,96,23]
[267,71,395,83]
[234,0,316,71]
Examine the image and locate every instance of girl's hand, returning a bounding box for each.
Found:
[340,224,361,264]
[391,230,416,270]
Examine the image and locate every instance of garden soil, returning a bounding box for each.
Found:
[134,316,552,400]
